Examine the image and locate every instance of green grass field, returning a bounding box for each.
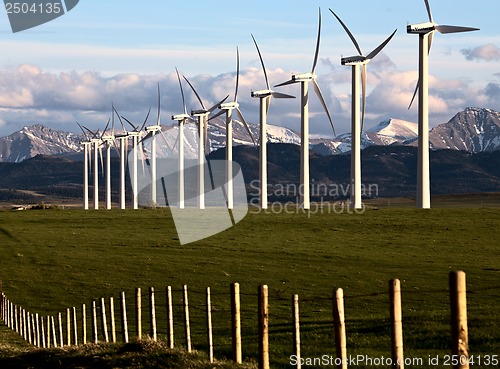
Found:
[0,205,499,368]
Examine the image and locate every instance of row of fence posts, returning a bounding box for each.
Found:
[0,271,470,369]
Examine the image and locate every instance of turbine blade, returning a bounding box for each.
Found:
[157,82,161,125]
[208,95,229,113]
[271,91,296,99]
[251,34,270,90]
[275,79,298,87]
[113,106,126,132]
[76,122,89,140]
[100,118,110,139]
[424,0,433,22]
[312,80,335,136]
[183,75,206,110]
[175,67,188,115]
[435,25,480,34]
[235,46,240,102]
[236,107,257,145]
[99,145,104,176]
[408,81,419,110]
[140,108,152,131]
[366,29,397,60]
[265,96,271,116]
[204,117,210,155]
[138,139,146,175]
[121,116,138,131]
[428,32,434,54]
[312,8,322,73]
[208,109,225,121]
[329,9,363,56]
[361,64,367,133]
[159,129,174,154]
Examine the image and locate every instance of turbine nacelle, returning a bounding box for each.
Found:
[101,135,114,142]
[341,55,368,66]
[251,89,273,98]
[191,109,209,117]
[172,113,190,121]
[407,22,436,34]
[220,101,239,110]
[146,125,162,133]
[292,72,317,82]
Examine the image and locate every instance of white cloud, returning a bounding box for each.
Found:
[461,44,500,61]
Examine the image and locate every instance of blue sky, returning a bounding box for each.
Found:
[0,0,499,137]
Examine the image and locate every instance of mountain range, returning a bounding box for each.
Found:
[0,107,499,164]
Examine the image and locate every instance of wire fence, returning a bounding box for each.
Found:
[1,272,499,368]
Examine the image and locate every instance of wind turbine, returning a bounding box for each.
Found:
[144,83,163,207]
[183,75,228,210]
[101,117,115,210]
[171,68,190,210]
[407,0,478,209]
[210,47,257,210]
[330,9,396,210]
[275,8,336,210]
[113,106,129,210]
[122,111,150,209]
[250,34,295,209]
[81,124,106,210]
[76,122,92,210]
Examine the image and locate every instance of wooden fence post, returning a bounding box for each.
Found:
[293,294,301,369]
[258,285,269,369]
[14,305,19,334]
[66,308,71,346]
[101,297,109,343]
[231,282,242,364]
[58,312,63,347]
[72,307,78,346]
[82,304,87,345]
[120,292,129,343]
[206,287,214,363]
[167,286,174,349]
[390,279,404,369]
[110,297,116,343]
[183,285,192,352]
[333,288,347,369]
[149,287,157,341]
[27,312,32,345]
[22,309,27,341]
[35,313,40,347]
[92,300,98,343]
[136,288,142,340]
[450,271,469,369]
[40,316,46,348]
[51,316,57,347]
[46,316,51,348]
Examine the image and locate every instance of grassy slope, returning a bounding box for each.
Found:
[0,207,499,368]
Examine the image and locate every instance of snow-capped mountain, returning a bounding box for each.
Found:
[0,108,498,163]
[428,107,500,152]
[309,118,419,155]
[0,124,82,163]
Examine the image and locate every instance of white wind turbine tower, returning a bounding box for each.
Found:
[76,122,92,210]
[144,83,164,207]
[171,68,190,210]
[250,34,295,209]
[183,75,228,210]
[81,125,105,210]
[330,9,396,210]
[113,106,129,210]
[101,118,115,210]
[275,8,336,210]
[210,47,256,210]
[407,0,479,209]
[122,111,150,209]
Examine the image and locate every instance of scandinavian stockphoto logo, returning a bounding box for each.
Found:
[4,0,79,33]
[129,126,248,245]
